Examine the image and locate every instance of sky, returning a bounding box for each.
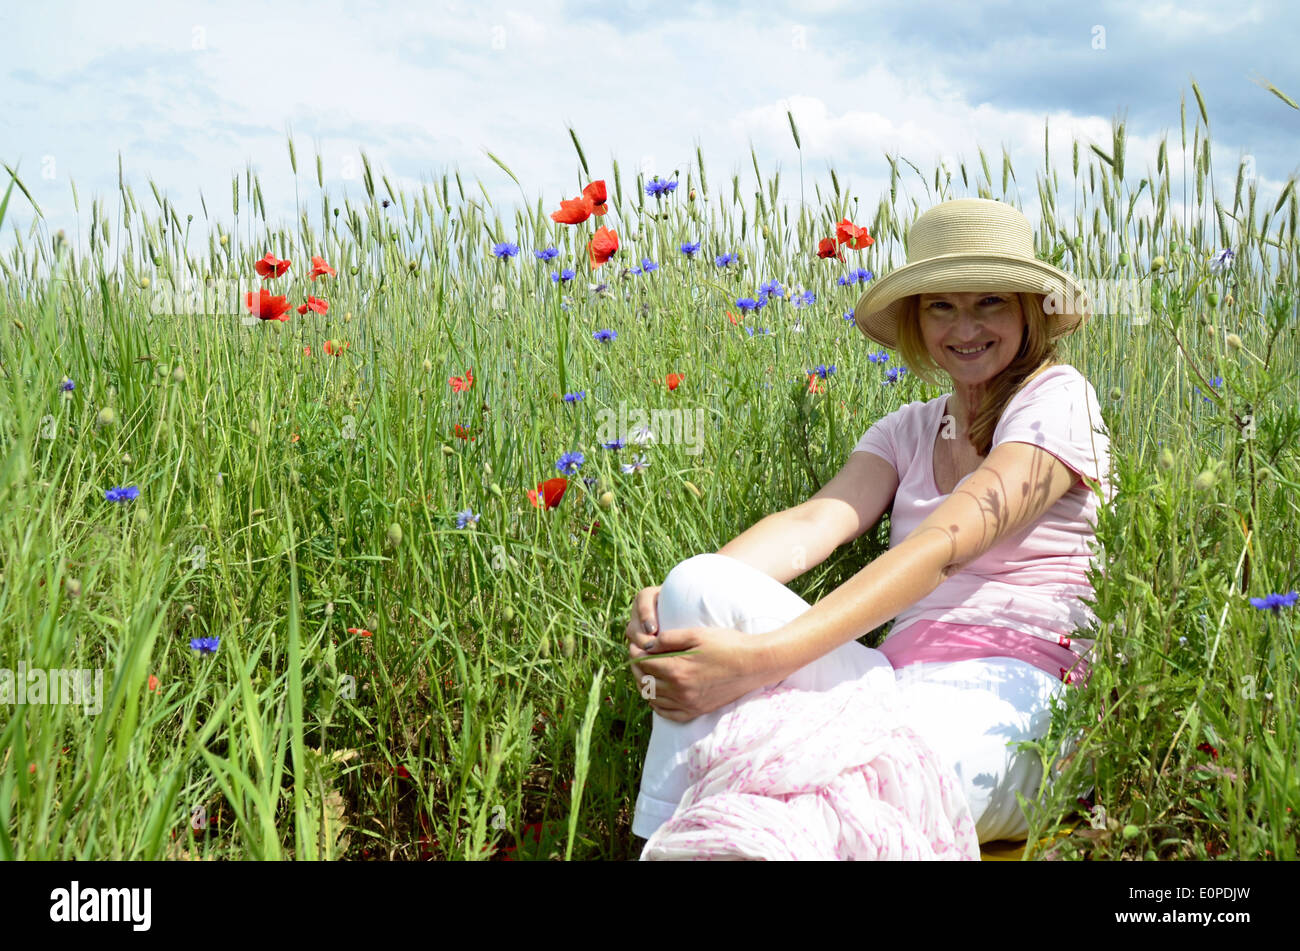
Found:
[1,0,1297,263]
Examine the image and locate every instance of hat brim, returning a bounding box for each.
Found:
[853,254,1092,351]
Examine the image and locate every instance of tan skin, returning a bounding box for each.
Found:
[626,290,1078,722]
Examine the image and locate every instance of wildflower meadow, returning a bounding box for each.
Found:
[1,84,1297,861]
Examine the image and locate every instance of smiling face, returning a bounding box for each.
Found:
[917,291,1026,385]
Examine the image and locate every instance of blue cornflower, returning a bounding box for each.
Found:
[641,258,658,274]
[456,508,480,529]
[883,367,908,385]
[843,311,855,322]
[105,485,140,503]
[582,475,598,489]
[645,178,678,197]
[736,297,761,312]
[745,326,771,337]
[868,351,890,364]
[534,247,560,261]
[809,364,837,379]
[1209,249,1235,273]
[562,390,586,403]
[759,279,784,299]
[1249,591,1298,613]
[551,268,576,283]
[602,438,625,450]
[680,241,700,257]
[593,329,617,343]
[492,242,520,259]
[1209,376,1224,388]
[715,252,737,267]
[190,636,220,655]
[792,290,817,308]
[629,266,642,276]
[556,451,585,474]
[621,453,651,474]
[61,378,75,392]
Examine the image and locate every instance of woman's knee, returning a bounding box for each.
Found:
[660,553,732,602]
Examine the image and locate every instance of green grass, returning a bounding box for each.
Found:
[0,91,1297,860]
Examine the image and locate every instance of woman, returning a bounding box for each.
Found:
[626,197,1112,848]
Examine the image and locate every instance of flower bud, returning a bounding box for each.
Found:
[344,311,352,323]
[1122,824,1141,840]
[489,482,503,499]
[561,633,576,658]
[172,364,186,383]
[442,445,455,456]
[1193,469,1217,492]
[1108,386,1123,403]
[539,635,550,658]
[325,601,335,617]
[386,522,403,548]
[96,406,116,428]
[597,491,614,510]
[219,234,229,246]
[1225,333,1242,351]
[503,605,515,623]
[139,277,150,289]
[1151,255,1165,270]
[65,577,82,598]
[688,188,696,202]
[1206,291,1219,308]
[182,603,197,619]
[484,462,493,477]
[1158,448,1175,471]
[423,358,432,373]
[1117,252,1130,266]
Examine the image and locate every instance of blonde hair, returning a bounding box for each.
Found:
[895,291,1060,456]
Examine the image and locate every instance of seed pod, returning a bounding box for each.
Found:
[422,358,432,373]
[386,522,403,548]
[597,491,614,510]
[1206,291,1219,308]
[1122,824,1140,840]
[561,633,576,658]
[1193,469,1217,492]
[539,635,550,658]
[172,365,186,383]
[1117,252,1130,266]
[1225,333,1242,351]
[96,406,116,428]
[442,445,455,456]
[503,606,515,623]
[1158,448,1175,471]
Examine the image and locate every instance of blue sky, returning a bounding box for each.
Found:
[1,0,1296,258]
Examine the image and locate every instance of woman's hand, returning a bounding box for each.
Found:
[628,625,776,723]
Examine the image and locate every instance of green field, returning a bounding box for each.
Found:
[1,86,1297,860]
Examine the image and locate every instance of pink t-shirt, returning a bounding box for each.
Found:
[851,363,1114,681]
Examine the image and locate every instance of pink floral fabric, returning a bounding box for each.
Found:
[639,670,981,861]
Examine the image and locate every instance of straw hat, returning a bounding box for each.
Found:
[853,198,1092,351]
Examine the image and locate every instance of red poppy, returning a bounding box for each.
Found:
[303,346,312,356]
[449,369,474,392]
[297,295,328,316]
[453,424,476,441]
[245,289,291,321]
[807,376,823,394]
[589,227,619,268]
[665,372,684,391]
[290,433,300,443]
[551,195,596,225]
[583,180,608,215]
[254,253,291,278]
[528,476,568,509]
[309,255,336,281]
[1197,741,1219,760]
[324,339,350,355]
[148,674,159,692]
[726,310,742,325]
[817,237,845,262]
[835,218,873,250]
[392,764,411,778]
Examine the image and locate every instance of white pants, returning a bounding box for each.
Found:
[632,553,1087,844]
